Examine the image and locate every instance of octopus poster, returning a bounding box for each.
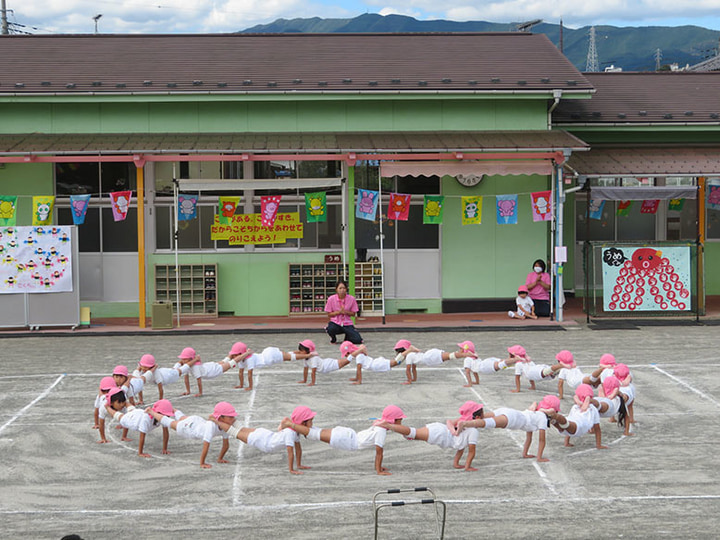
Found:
[602,246,691,312]
[0,226,73,293]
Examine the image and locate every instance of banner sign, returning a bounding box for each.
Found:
[211,213,303,245]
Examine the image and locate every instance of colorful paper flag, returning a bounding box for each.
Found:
[388,193,411,221]
[617,200,633,216]
[496,194,518,225]
[640,200,660,214]
[261,195,282,228]
[667,198,684,212]
[461,196,483,225]
[708,185,720,210]
[356,189,379,221]
[0,195,18,226]
[69,194,91,225]
[218,196,241,225]
[531,191,552,222]
[109,191,132,222]
[588,199,606,220]
[32,196,55,226]
[305,192,327,223]
[178,195,198,221]
[423,195,444,224]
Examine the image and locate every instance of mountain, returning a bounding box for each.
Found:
[241,13,720,72]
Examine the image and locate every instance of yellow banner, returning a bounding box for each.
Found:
[211,213,303,245]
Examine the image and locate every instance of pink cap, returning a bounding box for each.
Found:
[291,405,317,424]
[459,400,484,421]
[555,350,575,367]
[378,405,406,425]
[517,285,529,294]
[507,345,527,358]
[340,341,358,356]
[229,342,247,356]
[394,339,412,350]
[178,347,196,360]
[298,339,316,353]
[602,376,621,396]
[538,395,561,412]
[152,399,174,417]
[99,376,116,391]
[457,340,477,358]
[105,387,125,405]
[139,354,156,368]
[112,365,128,377]
[212,401,238,420]
[575,383,594,401]
[600,353,617,367]
[614,363,630,380]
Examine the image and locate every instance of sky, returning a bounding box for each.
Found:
[6,0,720,35]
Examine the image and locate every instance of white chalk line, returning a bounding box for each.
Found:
[0,374,65,437]
[232,373,258,506]
[651,365,720,408]
[2,494,720,516]
[456,367,558,496]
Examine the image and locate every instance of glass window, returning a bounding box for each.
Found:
[576,198,616,241]
[156,206,172,250]
[57,207,101,252]
[667,199,698,241]
[101,162,136,194]
[397,204,439,248]
[102,208,138,252]
[298,160,340,178]
[56,163,99,195]
[617,202,655,241]
[397,175,440,195]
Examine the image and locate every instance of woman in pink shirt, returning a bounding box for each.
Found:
[525,259,551,317]
[324,280,363,344]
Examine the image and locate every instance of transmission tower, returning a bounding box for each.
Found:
[586,26,599,72]
[655,48,662,71]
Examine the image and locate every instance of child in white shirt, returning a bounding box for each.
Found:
[295,339,352,386]
[508,285,537,319]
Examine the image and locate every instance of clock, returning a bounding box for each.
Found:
[456,174,484,187]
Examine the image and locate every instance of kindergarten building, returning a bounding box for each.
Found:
[0,33,718,326]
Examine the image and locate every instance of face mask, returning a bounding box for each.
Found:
[534,266,543,273]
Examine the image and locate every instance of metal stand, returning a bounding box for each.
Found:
[372,487,446,539]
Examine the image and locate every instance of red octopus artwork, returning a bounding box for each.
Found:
[609,248,689,311]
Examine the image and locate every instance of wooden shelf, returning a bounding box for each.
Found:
[155,264,218,316]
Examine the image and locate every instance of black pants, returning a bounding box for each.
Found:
[326,321,363,344]
[534,299,550,317]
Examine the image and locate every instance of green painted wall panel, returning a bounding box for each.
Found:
[52,104,101,133]
[2,104,53,132]
[297,102,348,131]
[247,102,298,132]
[0,162,54,225]
[441,101,496,129]
[392,101,442,130]
[345,101,394,130]
[100,103,149,132]
[705,243,720,294]
[148,103,199,132]
[198,102,249,132]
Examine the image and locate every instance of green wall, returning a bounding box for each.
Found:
[0,162,54,224]
[440,174,551,299]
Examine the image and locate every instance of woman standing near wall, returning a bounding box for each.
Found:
[525,259,551,317]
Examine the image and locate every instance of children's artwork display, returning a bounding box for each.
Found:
[0,226,73,293]
[602,245,690,312]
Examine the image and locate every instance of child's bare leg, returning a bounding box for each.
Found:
[564,435,573,447]
[121,428,131,441]
[137,391,144,406]
[529,380,536,390]
[453,449,465,469]
[464,445,477,471]
[235,369,245,389]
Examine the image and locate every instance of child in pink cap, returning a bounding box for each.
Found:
[147,401,237,468]
[233,342,313,392]
[296,339,352,386]
[508,285,537,320]
[279,405,405,475]
[100,390,170,457]
[342,342,403,385]
[462,344,524,387]
[555,350,586,400]
[612,363,636,429]
[212,405,312,474]
[144,354,197,400]
[93,376,117,429]
[541,385,608,450]
[130,353,159,405]
[111,364,146,407]
[582,353,618,390]
[590,376,631,436]
[394,339,472,385]
[376,402,482,471]
[456,396,560,462]
[512,346,564,393]
[176,346,244,397]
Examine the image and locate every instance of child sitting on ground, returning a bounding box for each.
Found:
[509,285,537,319]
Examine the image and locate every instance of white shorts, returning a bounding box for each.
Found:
[246,347,283,370]
[494,407,528,431]
[200,362,224,379]
[405,352,423,365]
[522,364,548,382]
[360,356,391,372]
[419,349,444,366]
[470,357,501,375]
[425,422,454,449]
[155,367,180,386]
[329,426,358,451]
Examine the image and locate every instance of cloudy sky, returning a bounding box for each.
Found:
[8,0,720,34]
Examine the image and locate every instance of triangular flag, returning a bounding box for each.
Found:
[305,192,327,223]
[461,196,482,225]
[668,198,685,212]
[218,196,241,225]
[423,195,444,224]
[70,194,91,225]
[617,200,633,216]
[0,195,18,226]
[640,200,660,214]
[531,191,552,222]
[356,189,379,221]
[588,199,606,220]
[708,185,720,210]
[388,193,411,221]
[178,195,198,221]
[261,195,282,228]
[109,191,132,222]
[496,194,518,225]
[32,196,55,226]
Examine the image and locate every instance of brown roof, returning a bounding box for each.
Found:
[0,33,591,94]
[554,72,720,124]
[0,130,588,155]
[567,147,720,176]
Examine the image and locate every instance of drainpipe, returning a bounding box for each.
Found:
[548,89,563,126]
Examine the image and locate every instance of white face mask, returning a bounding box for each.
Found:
[534,266,543,273]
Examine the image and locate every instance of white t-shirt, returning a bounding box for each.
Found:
[356,425,388,449]
[133,369,155,385]
[310,356,340,373]
[452,426,479,450]
[515,360,536,376]
[418,349,444,366]
[246,347,283,370]
[521,409,550,432]
[466,357,501,374]
[424,422,454,449]
[595,396,621,418]
[355,354,391,372]
[190,362,224,380]
[515,295,534,313]
[154,367,180,386]
[494,407,532,431]
[121,377,144,398]
[620,383,636,404]
[247,427,299,453]
[119,407,156,434]
[563,404,600,438]
[176,416,229,443]
[94,394,106,409]
[559,367,585,388]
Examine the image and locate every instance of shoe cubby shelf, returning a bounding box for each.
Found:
[289,261,383,316]
[155,264,218,316]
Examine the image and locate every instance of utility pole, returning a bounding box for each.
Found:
[1,0,9,35]
[655,48,662,71]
